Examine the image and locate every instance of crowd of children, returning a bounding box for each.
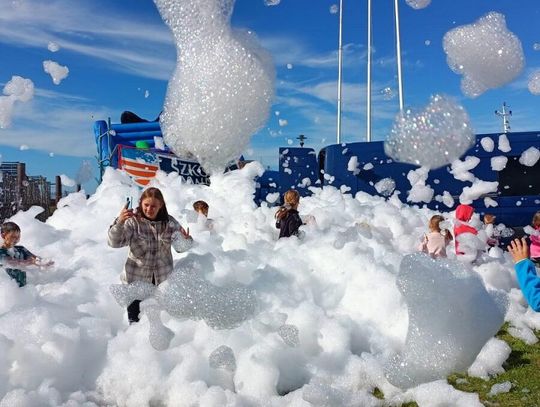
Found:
[2,185,540,320]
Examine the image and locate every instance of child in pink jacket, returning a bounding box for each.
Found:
[530,211,540,265]
[419,215,453,258]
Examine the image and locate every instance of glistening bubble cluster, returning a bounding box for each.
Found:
[443,12,524,98]
[384,95,475,169]
[154,0,275,174]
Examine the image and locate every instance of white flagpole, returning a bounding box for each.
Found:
[336,0,344,144]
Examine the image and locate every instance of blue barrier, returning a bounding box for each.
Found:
[320,131,540,227]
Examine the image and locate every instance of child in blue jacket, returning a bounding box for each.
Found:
[508,237,540,312]
[1,222,53,287]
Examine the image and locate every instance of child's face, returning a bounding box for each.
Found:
[1,231,20,248]
[196,208,208,217]
[141,197,163,220]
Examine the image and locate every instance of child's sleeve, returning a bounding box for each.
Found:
[19,246,36,261]
[108,218,134,248]
[515,259,540,312]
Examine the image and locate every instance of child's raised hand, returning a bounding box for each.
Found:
[118,204,134,224]
[34,257,54,268]
[179,226,191,239]
[507,237,529,264]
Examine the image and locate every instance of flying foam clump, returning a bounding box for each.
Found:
[0,76,34,128]
[384,95,475,169]
[443,12,524,98]
[405,0,431,10]
[154,0,275,173]
[528,70,540,95]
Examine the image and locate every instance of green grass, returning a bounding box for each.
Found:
[373,324,540,406]
[448,324,540,406]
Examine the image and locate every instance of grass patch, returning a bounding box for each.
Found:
[447,323,540,406]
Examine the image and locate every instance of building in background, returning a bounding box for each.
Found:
[0,162,58,222]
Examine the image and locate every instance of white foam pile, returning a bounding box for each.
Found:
[0,75,34,128]
[450,156,499,204]
[384,94,475,169]
[155,0,275,174]
[1,166,538,406]
[443,12,524,98]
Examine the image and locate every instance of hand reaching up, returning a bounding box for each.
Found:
[508,237,529,263]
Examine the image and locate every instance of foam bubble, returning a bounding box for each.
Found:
[405,0,431,10]
[480,137,494,152]
[209,345,236,371]
[155,0,275,173]
[374,177,396,197]
[519,146,540,167]
[443,12,524,98]
[278,324,300,347]
[386,254,507,389]
[43,60,69,85]
[384,95,475,169]
[47,41,60,52]
[528,70,540,95]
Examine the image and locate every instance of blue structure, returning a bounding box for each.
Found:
[94,119,165,177]
[94,119,539,226]
[318,131,540,227]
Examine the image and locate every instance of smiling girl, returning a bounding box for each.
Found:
[108,187,192,323]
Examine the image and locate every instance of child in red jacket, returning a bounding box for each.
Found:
[453,204,478,255]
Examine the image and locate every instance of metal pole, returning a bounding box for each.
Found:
[366,0,372,142]
[394,0,404,111]
[336,0,344,144]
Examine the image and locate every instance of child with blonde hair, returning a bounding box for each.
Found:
[483,213,499,247]
[419,215,453,258]
[275,189,303,239]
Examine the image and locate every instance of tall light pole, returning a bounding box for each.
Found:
[366,0,372,142]
[336,0,344,144]
[394,0,404,111]
[495,102,512,133]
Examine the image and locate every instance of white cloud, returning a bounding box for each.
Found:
[0,88,109,157]
[0,0,175,80]
[260,36,367,69]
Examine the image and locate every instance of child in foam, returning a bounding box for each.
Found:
[108,187,193,323]
[530,211,540,266]
[453,204,478,255]
[483,213,499,248]
[418,215,453,258]
[193,200,213,230]
[275,189,304,239]
[0,222,54,287]
[508,237,540,312]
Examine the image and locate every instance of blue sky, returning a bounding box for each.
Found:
[0,0,539,193]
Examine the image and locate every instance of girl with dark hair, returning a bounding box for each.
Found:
[108,187,192,323]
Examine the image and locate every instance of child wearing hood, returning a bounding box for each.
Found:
[453,204,478,255]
